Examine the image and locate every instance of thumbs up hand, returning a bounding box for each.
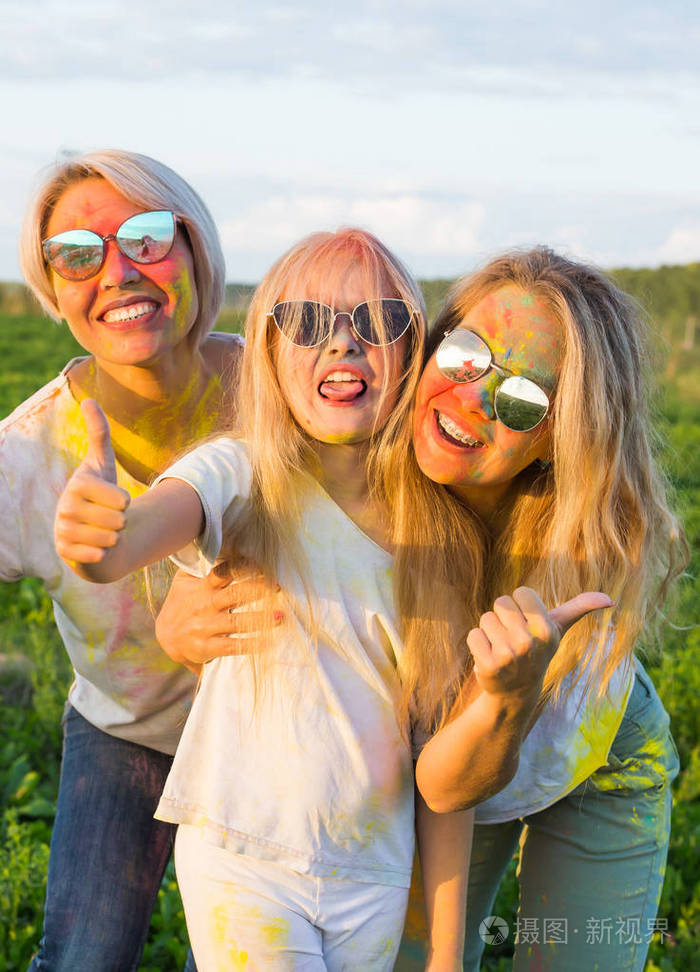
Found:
[468,587,614,701]
[54,399,131,568]
[81,397,118,483]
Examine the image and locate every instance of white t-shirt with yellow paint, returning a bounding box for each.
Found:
[0,360,197,754]
[474,660,634,824]
[153,438,417,888]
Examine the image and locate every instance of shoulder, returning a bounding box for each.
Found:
[160,436,252,489]
[0,365,79,448]
[201,331,244,378]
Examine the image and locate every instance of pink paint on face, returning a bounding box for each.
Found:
[412,285,561,508]
[275,264,407,446]
[46,178,199,369]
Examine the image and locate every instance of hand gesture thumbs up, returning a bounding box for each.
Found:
[467,587,614,701]
[547,592,614,638]
[81,398,118,483]
[54,399,131,569]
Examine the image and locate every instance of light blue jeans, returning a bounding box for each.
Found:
[463,661,680,971]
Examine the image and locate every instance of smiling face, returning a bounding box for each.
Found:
[413,284,562,509]
[274,263,408,446]
[45,177,199,369]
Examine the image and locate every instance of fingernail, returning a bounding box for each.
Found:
[273,610,285,624]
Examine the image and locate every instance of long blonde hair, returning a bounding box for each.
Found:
[218,228,427,675]
[383,246,688,733]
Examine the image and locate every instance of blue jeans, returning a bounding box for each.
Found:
[29,705,196,972]
[394,661,679,971]
[463,660,680,971]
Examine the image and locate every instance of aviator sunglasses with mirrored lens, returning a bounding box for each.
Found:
[42,210,177,281]
[270,299,415,348]
[435,328,551,432]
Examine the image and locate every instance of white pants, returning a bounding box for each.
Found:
[175,824,409,971]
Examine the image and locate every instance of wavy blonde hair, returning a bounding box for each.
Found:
[217,228,427,687]
[383,246,688,734]
[19,149,225,347]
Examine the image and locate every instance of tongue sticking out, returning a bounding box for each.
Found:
[319,380,366,401]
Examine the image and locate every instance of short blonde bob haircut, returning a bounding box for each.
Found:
[19,149,225,347]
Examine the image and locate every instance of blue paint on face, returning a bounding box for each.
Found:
[478,385,492,415]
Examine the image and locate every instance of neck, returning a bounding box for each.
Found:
[90,343,207,421]
[448,479,513,530]
[313,440,393,552]
[314,441,371,505]
[69,341,222,482]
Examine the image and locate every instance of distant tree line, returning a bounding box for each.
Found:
[2,264,699,344]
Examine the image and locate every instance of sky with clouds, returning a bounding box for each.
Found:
[2,0,700,281]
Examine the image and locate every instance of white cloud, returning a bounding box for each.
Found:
[218,191,486,277]
[1,3,699,280]
[217,185,700,280]
[655,226,700,265]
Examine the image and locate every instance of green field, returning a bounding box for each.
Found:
[0,275,698,970]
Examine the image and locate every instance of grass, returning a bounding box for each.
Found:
[0,307,697,970]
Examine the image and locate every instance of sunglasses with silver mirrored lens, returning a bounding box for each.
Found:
[42,211,177,281]
[270,299,415,348]
[435,328,551,432]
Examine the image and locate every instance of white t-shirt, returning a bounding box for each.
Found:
[0,361,197,753]
[474,659,634,824]
[153,438,416,888]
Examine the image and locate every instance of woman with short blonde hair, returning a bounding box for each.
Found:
[20,149,225,347]
[3,149,240,971]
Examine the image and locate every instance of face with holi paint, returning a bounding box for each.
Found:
[274,264,408,446]
[413,285,561,505]
[45,177,199,369]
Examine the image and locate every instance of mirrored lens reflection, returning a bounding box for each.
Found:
[495,376,549,430]
[43,230,104,279]
[118,211,174,263]
[435,330,491,381]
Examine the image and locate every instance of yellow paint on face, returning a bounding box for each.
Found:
[47,179,200,372]
[171,264,197,338]
[413,285,560,500]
